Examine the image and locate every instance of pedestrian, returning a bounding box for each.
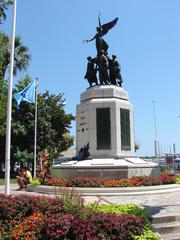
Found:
[16,166,32,190]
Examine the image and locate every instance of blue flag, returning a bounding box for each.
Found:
[14,80,36,107]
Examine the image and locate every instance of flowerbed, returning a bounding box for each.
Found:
[43,173,178,187]
[0,192,160,239]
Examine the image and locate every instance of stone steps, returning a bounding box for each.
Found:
[149,214,180,240]
[160,232,180,240]
[150,214,180,224]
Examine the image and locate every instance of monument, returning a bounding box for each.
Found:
[51,15,159,179]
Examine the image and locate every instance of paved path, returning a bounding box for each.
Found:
[0,184,54,197]
[1,184,180,217]
[99,191,180,216]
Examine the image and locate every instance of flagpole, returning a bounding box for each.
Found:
[5,0,17,195]
[33,78,38,177]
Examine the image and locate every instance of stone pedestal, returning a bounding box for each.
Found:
[51,85,160,180]
[76,85,135,158]
[50,158,160,180]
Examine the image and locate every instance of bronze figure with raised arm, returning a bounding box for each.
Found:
[83,15,118,56]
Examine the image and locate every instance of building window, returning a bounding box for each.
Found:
[96,108,111,149]
[120,108,131,151]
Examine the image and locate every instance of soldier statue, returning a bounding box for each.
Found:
[109,55,123,86]
[97,50,110,84]
[84,56,98,87]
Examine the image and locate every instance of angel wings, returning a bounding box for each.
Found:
[83,17,118,56]
[98,17,118,36]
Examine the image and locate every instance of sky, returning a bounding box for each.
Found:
[2,0,180,156]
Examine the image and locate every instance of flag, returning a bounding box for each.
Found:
[14,79,36,107]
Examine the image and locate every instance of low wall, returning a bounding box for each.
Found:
[50,165,160,180]
[27,184,180,196]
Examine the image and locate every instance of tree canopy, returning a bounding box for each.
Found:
[11,76,74,166]
[0,76,75,171]
[0,32,31,78]
[0,0,13,25]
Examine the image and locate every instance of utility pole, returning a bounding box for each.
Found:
[153,100,159,161]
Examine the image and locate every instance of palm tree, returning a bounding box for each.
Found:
[0,32,31,78]
[13,36,31,75]
[0,32,9,77]
[0,0,13,25]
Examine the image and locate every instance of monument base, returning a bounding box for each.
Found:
[76,85,135,158]
[50,158,160,180]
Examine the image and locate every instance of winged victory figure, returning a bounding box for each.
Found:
[83,15,118,56]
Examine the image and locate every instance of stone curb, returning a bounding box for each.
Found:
[27,184,180,196]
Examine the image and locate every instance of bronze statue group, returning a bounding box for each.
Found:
[83,16,123,87]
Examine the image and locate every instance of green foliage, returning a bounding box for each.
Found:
[0,75,74,172]
[88,203,160,240]
[88,203,148,218]
[160,166,172,174]
[56,188,89,219]
[37,90,74,160]
[0,0,13,24]
[0,31,31,169]
[13,149,33,163]
[10,76,74,166]
[0,78,7,167]
[0,78,7,136]
[0,194,158,239]
[133,222,160,240]
[176,177,180,184]
[0,32,31,78]
[0,32,9,78]
[60,132,74,152]
[31,177,41,186]
[56,188,101,219]
[134,230,160,240]
[10,77,36,167]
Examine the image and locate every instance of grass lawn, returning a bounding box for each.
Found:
[0,178,17,185]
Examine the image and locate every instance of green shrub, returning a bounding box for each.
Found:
[88,203,160,240]
[0,193,158,239]
[134,229,160,240]
[31,177,41,186]
[56,188,90,219]
[133,222,160,240]
[176,177,180,184]
[88,203,148,218]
